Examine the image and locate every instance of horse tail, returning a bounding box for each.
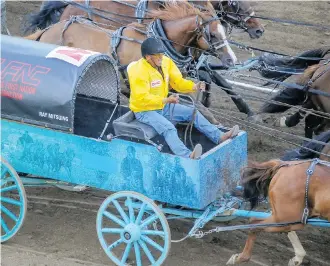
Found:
[22,1,68,34]
[242,160,283,209]
[296,64,320,85]
[24,29,47,41]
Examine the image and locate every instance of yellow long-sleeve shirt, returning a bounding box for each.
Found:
[127,56,195,113]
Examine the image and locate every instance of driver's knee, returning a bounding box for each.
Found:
[161,122,177,137]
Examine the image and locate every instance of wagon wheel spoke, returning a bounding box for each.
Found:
[1,158,27,243]
[141,230,165,237]
[112,199,130,224]
[126,196,135,223]
[134,242,142,266]
[0,185,18,193]
[140,235,164,252]
[138,239,156,264]
[103,211,126,228]
[121,242,132,264]
[1,204,18,222]
[135,202,147,225]
[101,228,124,234]
[1,217,10,234]
[1,196,22,207]
[139,214,158,229]
[107,238,123,252]
[97,192,171,266]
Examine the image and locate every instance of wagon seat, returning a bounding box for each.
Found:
[113,110,158,142]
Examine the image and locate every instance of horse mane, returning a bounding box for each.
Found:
[149,1,214,21]
[241,159,284,209]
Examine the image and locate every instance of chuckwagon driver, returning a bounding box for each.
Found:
[127,37,240,159]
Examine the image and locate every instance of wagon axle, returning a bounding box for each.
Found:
[122,223,141,243]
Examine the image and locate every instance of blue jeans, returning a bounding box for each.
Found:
[134,103,224,158]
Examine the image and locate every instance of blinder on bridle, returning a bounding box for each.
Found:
[193,14,228,52]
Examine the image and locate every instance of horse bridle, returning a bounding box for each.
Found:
[218,0,255,31]
[193,14,228,52]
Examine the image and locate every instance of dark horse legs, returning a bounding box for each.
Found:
[259,87,305,113]
[258,87,325,138]
[198,70,254,116]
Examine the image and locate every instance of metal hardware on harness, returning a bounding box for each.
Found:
[302,158,318,224]
[192,220,303,239]
[196,54,208,70]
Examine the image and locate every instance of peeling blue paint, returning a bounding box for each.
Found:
[1,119,247,209]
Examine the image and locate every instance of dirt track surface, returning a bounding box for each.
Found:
[2,1,330,266]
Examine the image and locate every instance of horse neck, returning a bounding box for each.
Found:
[162,16,199,54]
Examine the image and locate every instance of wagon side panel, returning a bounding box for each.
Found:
[1,119,202,208]
[199,132,248,208]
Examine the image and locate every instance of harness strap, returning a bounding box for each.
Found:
[301,158,330,224]
[110,27,143,92]
[135,0,148,23]
[306,61,330,90]
[85,0,92,19]
[60,16,82,45]
[147,20,193,70]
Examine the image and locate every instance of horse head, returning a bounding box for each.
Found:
[194,10,237,67]
[214,0,265,39]
[149,1,237,68]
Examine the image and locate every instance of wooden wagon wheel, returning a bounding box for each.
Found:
[1,157,27,242]
[96,191,171,266]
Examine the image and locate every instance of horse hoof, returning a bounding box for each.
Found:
[248,114,262,123]
[288,257,303,266]
[226,254,240,265]
[274,116,287,127]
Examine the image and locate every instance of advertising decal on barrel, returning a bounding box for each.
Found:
[0,35,102,132]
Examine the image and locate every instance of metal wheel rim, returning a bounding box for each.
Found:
[96,191,171,266]
[1,157,27,243]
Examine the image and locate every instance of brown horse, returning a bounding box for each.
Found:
[227,159,330,266]
[24,2,236,66]
[23,0,264,39]
[24,1,216,31]
[23,2,234,123]
[24,1,238,66]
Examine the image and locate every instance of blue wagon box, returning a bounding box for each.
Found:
[1,35,247,210]
[1,119,247,209]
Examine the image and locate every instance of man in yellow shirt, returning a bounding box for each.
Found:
[127,38,239,159]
